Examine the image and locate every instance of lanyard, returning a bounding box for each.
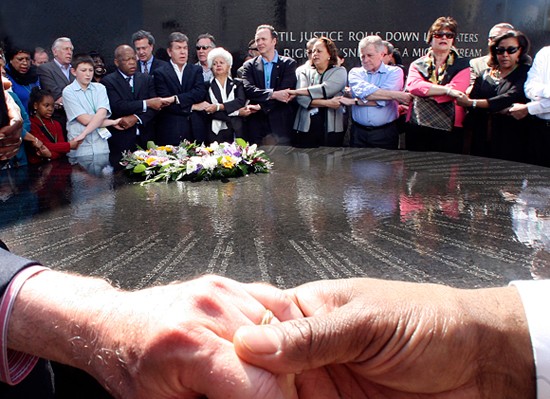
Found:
[82,87,97,113]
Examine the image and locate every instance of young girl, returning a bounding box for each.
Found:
[27,87,79,164]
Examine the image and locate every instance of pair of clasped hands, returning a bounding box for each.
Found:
[83,274,532,399]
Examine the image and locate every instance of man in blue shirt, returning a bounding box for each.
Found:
[342,35,412,149]
[242,25,297,145]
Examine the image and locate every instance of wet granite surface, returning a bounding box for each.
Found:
[1,146,550,289]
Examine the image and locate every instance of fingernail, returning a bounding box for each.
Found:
[237,325,281,355]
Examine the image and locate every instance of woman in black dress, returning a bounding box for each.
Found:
[456,30,531,162]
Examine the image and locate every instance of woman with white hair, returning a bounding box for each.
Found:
[194,47,253,144]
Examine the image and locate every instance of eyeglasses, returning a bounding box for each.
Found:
[196,46,212,51]
[432,32,455,39]
[495,46,519,55]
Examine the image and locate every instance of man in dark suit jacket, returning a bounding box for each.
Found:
[242,25,297,145]
[101,45,164,163]
[37,37,75,134]
[154,32,207,145]
[131,30,169,77]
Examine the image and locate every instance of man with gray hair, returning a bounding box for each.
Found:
[195,33,216,82]
[340,35,411,149]
[153,32,206,145]
[132,29,168,76]
[37,37,75,134]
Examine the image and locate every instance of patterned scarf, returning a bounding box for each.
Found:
[424,49,458,85]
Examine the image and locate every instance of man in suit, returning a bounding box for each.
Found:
[101,45,165,164]
[131,30,168,77]
[37,37,75,134]
[153,32,207,145]
[242,24,297,145]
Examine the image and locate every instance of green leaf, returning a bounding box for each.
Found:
[236,138,248,148]
[133,164,147,174]
[238,164,248,175]
[147,141,157,150]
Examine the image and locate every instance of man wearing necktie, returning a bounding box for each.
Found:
[131,30,168,77]
[340,35,412,149]
[101,45,165,164]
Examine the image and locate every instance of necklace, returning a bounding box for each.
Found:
[492,64,518,82]
[36,115,57,143]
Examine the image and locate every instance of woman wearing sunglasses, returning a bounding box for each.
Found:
[405,16,470,153]
[456,30,531,162]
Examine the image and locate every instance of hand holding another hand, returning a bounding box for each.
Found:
[146,97,165,111]
[509,103,530,120]
[272,89,294,103]
[235,278,535,399]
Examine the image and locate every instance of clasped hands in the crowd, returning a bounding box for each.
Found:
[508,103,530,120]
[271,88,296,103]
[25,272,532,399]
[192,100,261,116]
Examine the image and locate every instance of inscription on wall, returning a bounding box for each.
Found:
[278,30,484,64]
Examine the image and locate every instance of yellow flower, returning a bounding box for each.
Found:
[156,146,172,152]
[221,155,235,168]
[145,157,157,166]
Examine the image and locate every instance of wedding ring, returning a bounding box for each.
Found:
[260,309,274,325]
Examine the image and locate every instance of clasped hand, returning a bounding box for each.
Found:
[76,275,534,399]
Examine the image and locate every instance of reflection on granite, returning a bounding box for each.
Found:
[1,147,549,289]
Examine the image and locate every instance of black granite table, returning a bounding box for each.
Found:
[2,146,549,289]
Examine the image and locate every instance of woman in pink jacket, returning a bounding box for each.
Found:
[405,16,470,153]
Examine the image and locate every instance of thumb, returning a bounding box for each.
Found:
[234,312,360,374]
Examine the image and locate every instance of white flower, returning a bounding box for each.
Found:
[186,156,203,174]
[202,155,218,171]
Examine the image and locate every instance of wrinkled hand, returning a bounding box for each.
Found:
[235,278,534,399]
[90,275,302,399]
[509,103,529,120]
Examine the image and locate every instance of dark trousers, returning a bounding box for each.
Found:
[351,121,399,149]
[529,117,550,167]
